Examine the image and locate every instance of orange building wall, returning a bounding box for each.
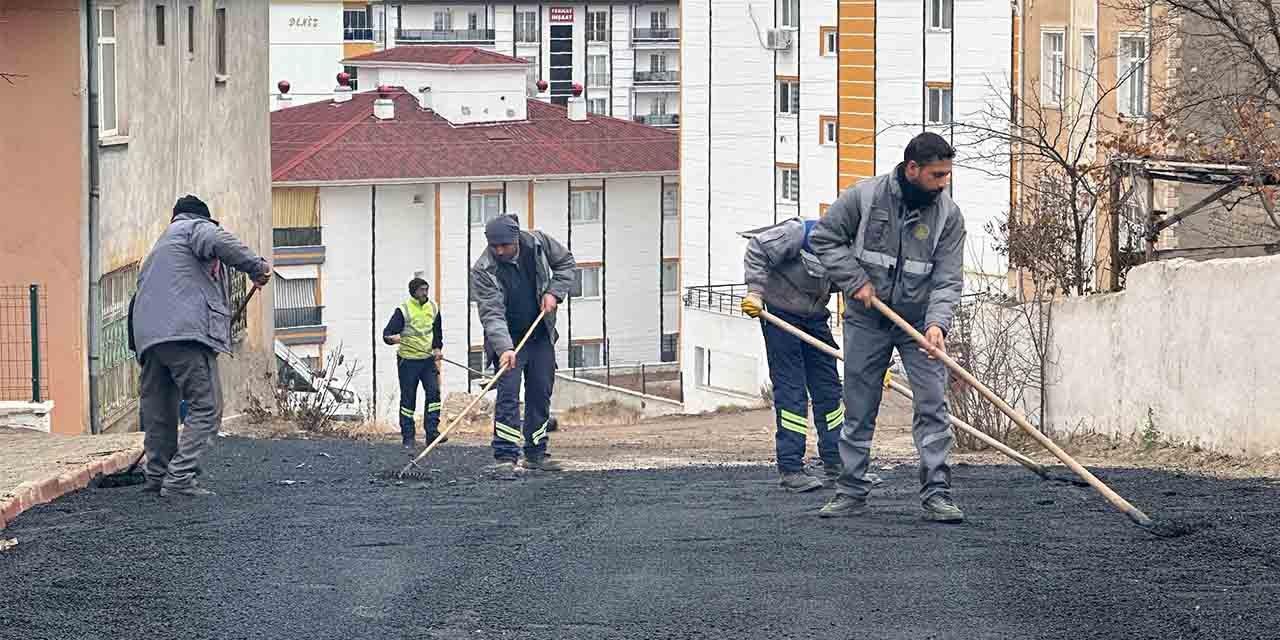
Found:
[838,0,876,191]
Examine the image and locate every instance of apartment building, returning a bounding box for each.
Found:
[1,1,273,434]
[270,47,678,419]
[679,0,1014,412]
[270,1,681,126]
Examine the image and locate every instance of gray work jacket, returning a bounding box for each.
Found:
[743,217,836,319]
[469,218,576,361]
[809,170,966,333]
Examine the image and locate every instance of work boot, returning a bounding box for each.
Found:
[780,471,824,493]
[519,455,563,472]
[818,494,867,518]
[160,483,216,498]
[141,480,162,494]
[489,460,519,481]
[546,416,559,432]
[922,495,965,523]
[402,438,415,450]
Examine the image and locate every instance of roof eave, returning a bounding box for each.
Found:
[340,60,530,71]
[272,170,679,188]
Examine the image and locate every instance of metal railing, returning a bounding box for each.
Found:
[275,306,324,329]
[683,283,750,317]
[634,70,679,83]
[396,28,496,43]
[633,27,680,41]
[343,28,383,41]
[273,227,322,248]
[567,359,683,402]
[634,113,679,127]
[0,285,48,402]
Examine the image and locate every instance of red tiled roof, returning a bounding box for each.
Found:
[342,46,528,66]
[270,88,678,184]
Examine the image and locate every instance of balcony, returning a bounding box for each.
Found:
[343,28,383,41]
[634,113,679,127]
[273,227,322,248]
[395,28,496,44]
[633,27,680,42]
[634,70,679,84]
[276,306,324,329]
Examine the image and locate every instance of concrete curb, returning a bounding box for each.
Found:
[0,445,144,530]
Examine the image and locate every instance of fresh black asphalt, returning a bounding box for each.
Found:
[1,436,1278,640]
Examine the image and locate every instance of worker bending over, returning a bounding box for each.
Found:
[741,218,882,493]
[383,277,444,449]
[471,214,576,473]
[809,132,966,523]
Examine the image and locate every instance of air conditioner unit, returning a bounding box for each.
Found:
[765,28,793,50]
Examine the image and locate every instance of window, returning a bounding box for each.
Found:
[1080,33,1098,107]
[650,10,668,30]
[929,0,953,30]
[588,10,609,42]
[344,8,373,40]
[569,341,603,368]
[1041,30,1065,106]
[820,115,837,145]
[469,193,502,226]
[343,65,359,91]
[571,190,602,222]
[433,10,451,31]
[649,53,667,73]
[571,265,602,298]
[778,79,799,114]
[1118,35,1148,117]
[525,54,539,95]
[466,11,479,31]
[660,333,678,363]
[468,348,486,380]
[662,183,678,218]
[274,277,321,328]
[516,10,538,42]
[96,8,119,137]
[780,0,799,28]
[820,27,837,56]
[661,261,679,294]
[650,96,668,115]
[927,86,953,124]
[587,54,609,86]
[779,167,800,203]
[155,5,166,45]
[215,8,227,77]
[187,5,195,54]
[587,97,607,114]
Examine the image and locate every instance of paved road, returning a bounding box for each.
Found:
[2,437,1277,639]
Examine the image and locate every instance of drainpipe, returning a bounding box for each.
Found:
[85,0,102,435]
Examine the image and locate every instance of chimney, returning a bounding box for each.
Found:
[373,85,395,120]
[276,79,292,108]
[567,82,586,122]
[416,85,432,110]
[334,72,353,103]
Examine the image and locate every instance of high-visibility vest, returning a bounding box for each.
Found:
[398,298,436,360]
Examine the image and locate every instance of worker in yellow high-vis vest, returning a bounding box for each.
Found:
[383,277,443,449]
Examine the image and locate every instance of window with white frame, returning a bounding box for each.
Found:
[571,189,602,222]
[650,95,669,116]
[525,55,539,95]
[661,261,679,294]
[587,97,607,114]
[465,10,480,31]
[927,86,953,124]
[469,193,502,226]
[649,53,667,73]
[1080,33,1098,108]
[779,167,800,203]
[778,79,799,115]
[587,54,609,86]
[1118,35,1148,117]
[344,65,359,91]
[569,341,603,368]
[662,183,678,217]
[433,10,452,31]
[588,10,609,41]
[650,10,668,30]
[571,266,602,298]
[930,0,953,30]
[516,10,538,42]
[96,7,119,137]
[1042,30,1065,106]
[780,0,799,28]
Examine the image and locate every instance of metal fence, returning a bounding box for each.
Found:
[566,359,683,402]
[0,285,49,402]
[683,283,842,332]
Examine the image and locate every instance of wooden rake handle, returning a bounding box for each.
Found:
[757,309,1050,479]
[867,297,1153,526]
[399,309,549,477]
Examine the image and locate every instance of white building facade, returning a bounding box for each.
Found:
[679,0,1015,412]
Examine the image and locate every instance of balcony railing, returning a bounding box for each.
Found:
[634,113,679,127]
[684,283,839,330]
[273,227,322,248]
[276,306,324,329]
[343,28,383,41]
[396,28,496,43]
[633,27,680,41]
[635,70,679,84]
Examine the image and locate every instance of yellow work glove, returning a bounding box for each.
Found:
[741,293,764,318]
[883,370,894,390]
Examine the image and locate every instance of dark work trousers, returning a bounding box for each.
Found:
[139,341,223,490]
[490,333,556,462]
[761,308,844,473]
[397,357,441,444]
[836,309,954,502]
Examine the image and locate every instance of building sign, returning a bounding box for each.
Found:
[288,16,320,29]
[549,7,574,23]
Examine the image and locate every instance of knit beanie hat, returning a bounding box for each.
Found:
[172,194,211,220]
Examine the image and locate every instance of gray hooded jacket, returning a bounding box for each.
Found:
[743,217,837,319]
[470,218,576,361]
[130,214,269,359]
[808,171,966,333]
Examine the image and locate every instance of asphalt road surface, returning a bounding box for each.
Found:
[2,437,1277,640]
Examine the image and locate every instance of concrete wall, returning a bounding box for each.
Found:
[1045,256,1280,455]
[551,374,683,420]
[269,0,344,108]
[0,0,89,434]
[680,306,769,414]
[0,402,56,433]
[362,65,529,123]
